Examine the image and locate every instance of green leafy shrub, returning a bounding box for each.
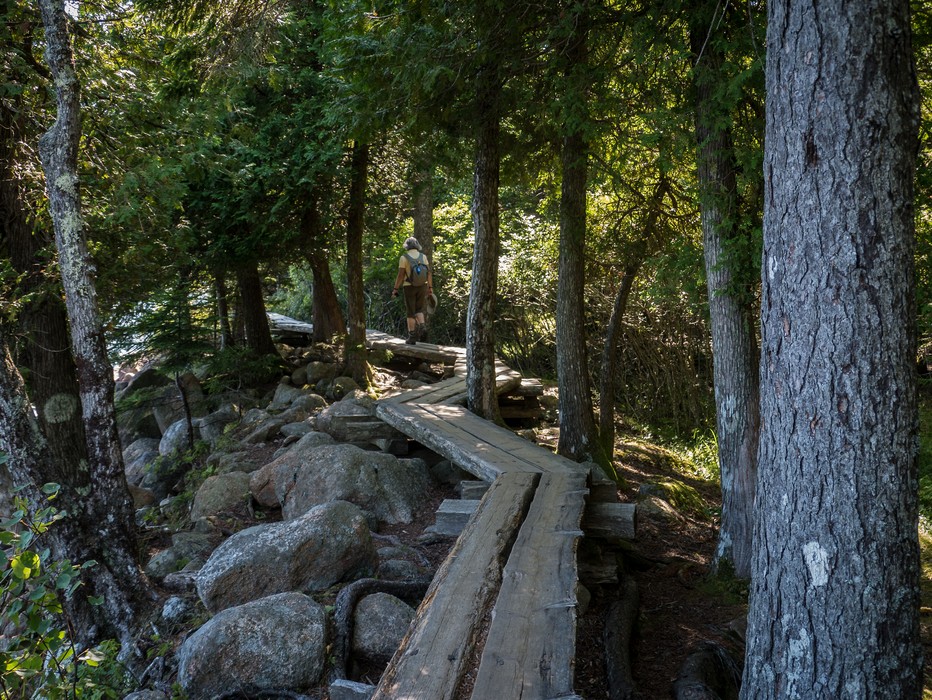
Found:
[0,472,131,699]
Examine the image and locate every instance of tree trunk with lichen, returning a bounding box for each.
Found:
[741,0,922,696]
[33,0,154,647]
[466,59,502,423]
[689,1,760,579]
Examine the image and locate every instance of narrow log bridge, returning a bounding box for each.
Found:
[268,314,636,699]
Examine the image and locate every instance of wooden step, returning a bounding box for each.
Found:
[432,499,482,536]
[435,492,636,541]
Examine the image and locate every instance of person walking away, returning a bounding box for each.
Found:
[391,237,433,344]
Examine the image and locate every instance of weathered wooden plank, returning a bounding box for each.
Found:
[582,502,637,540]
[432,499,482,536]
[326,415,402,442]
[500,377,544,398]
[368,340,457,364]
[588,464,619,503]
[458,480,491,500]
[471,471,588,700]
[372,472,539,700]
[381,376,468,406]
[376,403,542,481]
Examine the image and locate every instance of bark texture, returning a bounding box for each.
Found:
[35,0,154,645]
[742,1,922,696]
[301,196,345,343]
[555,11,599,462]
[235,261,278,357]
[466,61,502,422]
[344,141,371,386]
[690,3,760,579]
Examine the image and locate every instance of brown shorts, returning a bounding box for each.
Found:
[403,285,428,317]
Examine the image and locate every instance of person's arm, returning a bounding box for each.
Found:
[391,265,406,297]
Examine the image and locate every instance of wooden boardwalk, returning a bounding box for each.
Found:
[268,314,626,699]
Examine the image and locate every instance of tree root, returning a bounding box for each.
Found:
[671,640,742,700]
[329,576,432,683]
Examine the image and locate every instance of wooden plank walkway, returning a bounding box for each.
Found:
[372,472,539,700]
[267,314,620,699]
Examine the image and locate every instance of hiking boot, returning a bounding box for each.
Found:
[405,332,417,345]
[416,323,427,343]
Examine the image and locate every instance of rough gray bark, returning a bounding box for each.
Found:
[344,141,371,386]
[34,0,154,646]
[466,61,502,422]
[742,1,922,697]
[690,4,760,579]
[555,8,599,463]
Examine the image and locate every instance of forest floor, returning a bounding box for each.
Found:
[325,422,748,700]
[557,429,748,699]
[163,367,932,698]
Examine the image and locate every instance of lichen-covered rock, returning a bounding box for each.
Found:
[277,393,327,423]
[159,418,195,457]
[249,431,336,507]
[278,443,429,525]
[190,472,252,520]
[123,438,161,486]
[177,592,326,699]
[352,593,415,662]
[306,360,339,385]
[123,691,168,700]
[328,376,361,401]
[196,405,239,447]
[268,383,308,411]
[315,392,376,436]
[240,418,286,445]
[196,501,377,612]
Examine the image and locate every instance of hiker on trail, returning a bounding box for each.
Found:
[391,236,433,345]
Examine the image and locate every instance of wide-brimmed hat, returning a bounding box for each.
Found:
[426,292,438,315]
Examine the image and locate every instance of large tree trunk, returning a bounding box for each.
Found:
[301,196,345,342]
[35,0,153,646]
[556,7,599,463]
[742,1,922,696]
[690,4,760,579]
[466,59,503,422]
[344,141,371,386]
[235,260,278,357]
